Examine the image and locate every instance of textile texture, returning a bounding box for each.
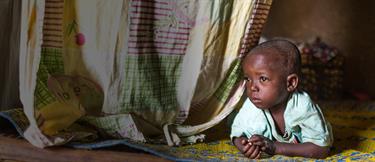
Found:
[1,101,374,161]
[19,0,272,147]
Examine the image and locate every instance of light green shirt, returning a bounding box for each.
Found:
[230,91,333,147]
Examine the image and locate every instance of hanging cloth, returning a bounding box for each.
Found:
[19,0,272,148]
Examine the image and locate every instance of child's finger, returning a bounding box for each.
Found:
[241,143,249,153]
[251,140,264,146]
[246,139,253,146]
[249,135,268,146]
[249,134,262,141]
[260,145,267,151]
[244,145,256,158]
[241,139,248,145]
[255,151,262,159]
[249,145,260,159]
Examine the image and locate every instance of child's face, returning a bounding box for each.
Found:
[242,53,290,110]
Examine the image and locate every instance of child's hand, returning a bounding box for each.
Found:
[249,135,276,155]
[233,137,262,159]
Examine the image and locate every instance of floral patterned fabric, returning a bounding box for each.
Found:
[19,0,273,148]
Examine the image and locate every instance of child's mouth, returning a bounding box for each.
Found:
[250,97,261,103]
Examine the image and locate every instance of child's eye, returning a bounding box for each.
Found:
[259,76,269,82]
[243,77,250,81]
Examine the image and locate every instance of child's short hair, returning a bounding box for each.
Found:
[246,39,301,76]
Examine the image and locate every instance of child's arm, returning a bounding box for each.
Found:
[233,136,262,159]
[273,141,330,159]
[249,135,330,159]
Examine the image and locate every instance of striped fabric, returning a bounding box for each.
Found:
[239,1,271,57]
[128,0,190,56]
[20,0,273,147]
[34,0,64,110]
[42,0,63,48]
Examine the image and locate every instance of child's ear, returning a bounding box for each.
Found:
[287,74,299,92]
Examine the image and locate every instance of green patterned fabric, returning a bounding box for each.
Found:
[213,59,243,103]
[21,0,273,148]
[34,48,64,109]
[120,55,183,112]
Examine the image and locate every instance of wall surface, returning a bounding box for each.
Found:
[262,0,375,99]
[0,0,21,109]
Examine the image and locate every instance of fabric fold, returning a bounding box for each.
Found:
[19,0,272,148]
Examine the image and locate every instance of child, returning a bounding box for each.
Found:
[231,39,333,159]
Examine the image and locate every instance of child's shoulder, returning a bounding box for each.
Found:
[293,90,312,101]
[288,91,320,113]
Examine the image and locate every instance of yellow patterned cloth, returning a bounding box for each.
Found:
[1,100,374,161]
[127,101,375,161]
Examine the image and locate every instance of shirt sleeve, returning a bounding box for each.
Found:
[299,102,333,147]
[230,105,246,140]
[230,99,255,140]
[230,99,268,140]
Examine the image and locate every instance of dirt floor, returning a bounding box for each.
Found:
[0,134,169,162]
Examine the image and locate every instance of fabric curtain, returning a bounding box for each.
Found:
[20,0,272,148]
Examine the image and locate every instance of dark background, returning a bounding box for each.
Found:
[262,0,375,99]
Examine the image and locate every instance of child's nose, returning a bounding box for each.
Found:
[250,84,259,92]
[247,81,259,92]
